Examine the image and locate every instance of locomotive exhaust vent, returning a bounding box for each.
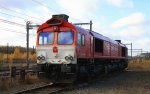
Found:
[47,14,69,25]
[115,40,121,43]
[47,19,62,24]
[52,14,69,21]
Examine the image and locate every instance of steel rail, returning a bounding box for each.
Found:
[12,83,71,94]
[12,83,53,94]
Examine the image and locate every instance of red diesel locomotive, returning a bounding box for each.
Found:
[36,14,128,82]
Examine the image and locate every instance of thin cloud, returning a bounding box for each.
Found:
[57,0,100,21]
[110,12,145,29]
[107,0,134,8]
[0,0,28,9]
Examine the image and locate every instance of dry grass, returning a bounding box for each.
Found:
[0,73,39,92]
[128,59,150,71]
[24,73,39,84]
[0,75,21,92]
[0,62,39,93]
[0,77,11,91]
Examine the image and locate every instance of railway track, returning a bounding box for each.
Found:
[12,83,71,94]
[8,70,127,94]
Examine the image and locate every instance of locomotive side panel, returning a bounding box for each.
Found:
[76,28,92,59]
[103,41,111,56]
[118,44,122,57]
[110,43,119,58]
[93,37,103,58]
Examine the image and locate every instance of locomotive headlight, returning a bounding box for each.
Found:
[37,56,45,61]
[65,56,69,61]
[65,55,74,61]
[37,56,41,60]
[41,56,45,60]
[69,56,73,61]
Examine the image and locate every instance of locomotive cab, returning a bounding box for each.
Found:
[36,14,77,65]
[37,29,76,65]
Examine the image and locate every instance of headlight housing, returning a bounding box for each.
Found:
[37,56,41,60]
[41,56,45,60]
[37,56,45,61]
[65,55,74,61]
[69,56,73,61]
[65,56,69,61]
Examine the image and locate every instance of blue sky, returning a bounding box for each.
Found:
[0,0,150,55]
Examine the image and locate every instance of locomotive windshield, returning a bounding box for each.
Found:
[38,32,54,44]
[58,31,74,44]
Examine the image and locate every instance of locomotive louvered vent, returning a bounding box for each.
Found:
[52,14,69,21]
[47,19,61,24]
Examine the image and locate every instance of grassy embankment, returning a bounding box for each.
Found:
[128,59,150,71]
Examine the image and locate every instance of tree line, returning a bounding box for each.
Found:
[0,46,36,63]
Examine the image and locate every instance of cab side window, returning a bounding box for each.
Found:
[78,33,85,46]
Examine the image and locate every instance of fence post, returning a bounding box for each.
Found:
[11,66,16,83]
[20,68,25,82]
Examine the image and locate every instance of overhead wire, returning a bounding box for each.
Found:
[30,0,83,23]
[0,18,25,27]
[0,11,41,24]
[0,4,44,22]
[0,18,39,30]
[31,0,59,13]
[31,0,101,31]
[0,0,89,29]
[0,13,37,38]
[0,27,36,36]
[0,0,103,32]
[0,0,100,38]
[0,11,29,21]
[0,2,38,46]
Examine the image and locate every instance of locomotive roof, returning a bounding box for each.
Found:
[74,26,126,47]
[119,42,126,47]
[90,31,126,47]
[74,26,120,45]
[38,17,126,47]
[91,31,119,45]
